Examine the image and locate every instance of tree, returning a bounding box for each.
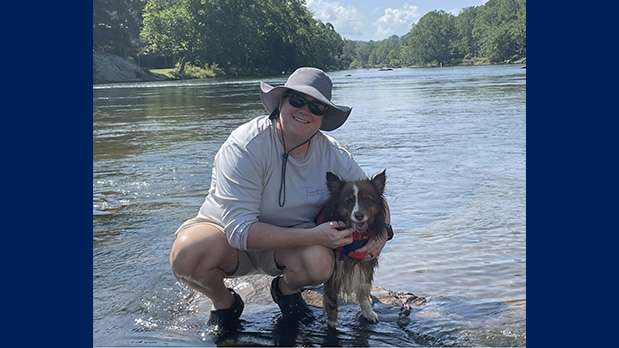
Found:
[405,10,460,66]
[339,39,357,69]
[94,0,146,58]
[473,0,526,62]
[108,0,526,74]
[140,0,347,75]
[140,0,202,74]
[455,6,481,59]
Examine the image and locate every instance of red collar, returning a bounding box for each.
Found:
[315,207,369,261]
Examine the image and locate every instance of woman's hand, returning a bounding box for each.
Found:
[356,236,387,261]
[314,221,353,249]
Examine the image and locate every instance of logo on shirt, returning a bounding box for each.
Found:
[305,186,328,200]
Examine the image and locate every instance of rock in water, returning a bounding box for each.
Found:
[301,285,426,320]
[222,275,425,321]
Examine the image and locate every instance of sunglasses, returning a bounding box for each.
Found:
[286,93,328,116]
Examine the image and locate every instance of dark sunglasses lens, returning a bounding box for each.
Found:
[308,102,326,115]
[288,94,305,108]
[288,93,327,116]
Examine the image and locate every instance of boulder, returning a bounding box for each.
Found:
[93,52,166,84]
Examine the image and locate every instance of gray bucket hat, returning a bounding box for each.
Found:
[260,67,352,131]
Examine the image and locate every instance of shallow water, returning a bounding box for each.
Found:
[93,65,526,346]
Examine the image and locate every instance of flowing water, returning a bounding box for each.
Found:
[93,65,526,347]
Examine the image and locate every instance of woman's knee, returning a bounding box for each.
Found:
[169,224,236,279]
[299,245,335,284]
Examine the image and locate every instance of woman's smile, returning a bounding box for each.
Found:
[292,113,312,124]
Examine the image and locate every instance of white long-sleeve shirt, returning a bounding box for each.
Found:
[197,115,367,250]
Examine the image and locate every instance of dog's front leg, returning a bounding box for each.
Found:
[356,284,378,323]
[323,279,339,327]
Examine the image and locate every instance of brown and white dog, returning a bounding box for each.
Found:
[322,170,387,327]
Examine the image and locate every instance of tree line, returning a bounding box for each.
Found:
[93,0,525,76]
[357,0,526,68]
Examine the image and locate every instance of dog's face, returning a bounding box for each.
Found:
[326,170,386,237]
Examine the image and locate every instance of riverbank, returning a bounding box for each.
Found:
[93,52,222,84]
[93,52,169,84]
[148,63,219,80]
[93,52,525,85]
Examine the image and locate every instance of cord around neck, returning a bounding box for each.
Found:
[277,118,319,207]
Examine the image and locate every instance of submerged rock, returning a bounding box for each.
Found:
[223,274,425,320]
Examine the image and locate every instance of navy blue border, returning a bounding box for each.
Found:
[528,1,560,346]
[528,1,616,346]
[4,0,613,346]
[3,2,92,346]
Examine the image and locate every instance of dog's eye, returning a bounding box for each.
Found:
[345,197,355,205]
[359,193,375,203]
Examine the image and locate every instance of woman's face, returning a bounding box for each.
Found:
[279,92,326,142]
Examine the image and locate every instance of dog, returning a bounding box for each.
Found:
[321,170,387,327]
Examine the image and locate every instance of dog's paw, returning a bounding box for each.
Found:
[361,309,379,323]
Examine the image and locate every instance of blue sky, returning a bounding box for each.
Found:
[305,0,488,41]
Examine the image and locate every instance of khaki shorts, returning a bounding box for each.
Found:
[174,216,285,278]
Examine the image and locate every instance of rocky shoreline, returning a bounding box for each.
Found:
[93,52,168,84]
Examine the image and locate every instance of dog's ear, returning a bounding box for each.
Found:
[326,172,343,194]
[371,169,386,194]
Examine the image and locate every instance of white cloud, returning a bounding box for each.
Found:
[306,1,426,41]
[305,0,364,40]
[375,4,420,39]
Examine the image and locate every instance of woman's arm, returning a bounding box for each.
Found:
[246,221,354,250]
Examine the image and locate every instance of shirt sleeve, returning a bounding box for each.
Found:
[210,141,263,250]
[336,147,367,181]
[345,155,367,181]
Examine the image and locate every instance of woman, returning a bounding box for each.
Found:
[169,67,390,331]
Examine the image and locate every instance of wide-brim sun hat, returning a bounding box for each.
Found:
[260,67,352,131]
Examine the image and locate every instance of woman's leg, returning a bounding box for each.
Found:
[170,223,239,309]
[274,245,335,294]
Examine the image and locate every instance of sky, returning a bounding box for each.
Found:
[305,0,489,41]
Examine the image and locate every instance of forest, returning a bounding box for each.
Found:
[94,0,525,77]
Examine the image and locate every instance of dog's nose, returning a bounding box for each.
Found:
[354,211,365,221]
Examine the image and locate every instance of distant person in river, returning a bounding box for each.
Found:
[169,67,391,331]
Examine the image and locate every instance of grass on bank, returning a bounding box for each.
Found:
[148,63,222,80]
[148,68,177,78]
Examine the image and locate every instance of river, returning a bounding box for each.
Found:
[93,64,526,346]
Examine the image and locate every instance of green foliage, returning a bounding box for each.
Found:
[96,0,526,77]
[140,0,347,76]
[337,0,525,70]
[406,11,459,66]
[94,0,146,57]
[455,6,481,59]
[472,0,526,63]
[175,62,220,79]
[140,0,203,64]
[370,0,526,67]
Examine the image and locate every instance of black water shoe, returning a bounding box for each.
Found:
[206,288,244,333]
[270,276,313,319]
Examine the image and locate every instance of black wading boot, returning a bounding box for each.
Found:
[206,288,244,334]
[270,276,313,321]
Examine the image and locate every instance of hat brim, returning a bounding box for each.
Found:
[260,81,351,131]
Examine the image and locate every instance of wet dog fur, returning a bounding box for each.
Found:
[322,170,387,327]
